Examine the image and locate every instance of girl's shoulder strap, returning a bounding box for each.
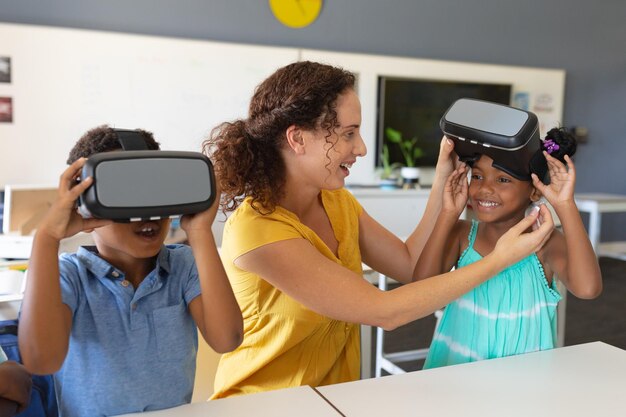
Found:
[457,219,478,263]
[467,219,479,248]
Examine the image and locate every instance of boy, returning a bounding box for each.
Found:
[18,125,243,417]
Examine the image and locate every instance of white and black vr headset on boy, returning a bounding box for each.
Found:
[78,129,216,222]
[440,98,548,181]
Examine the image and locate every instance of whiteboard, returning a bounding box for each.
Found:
[0,23,300,187]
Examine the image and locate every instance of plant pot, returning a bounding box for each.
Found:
[400,167,420,189]
[378,178,399,190]
[400,167,420,180]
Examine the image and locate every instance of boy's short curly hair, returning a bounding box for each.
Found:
[67,125,160,164]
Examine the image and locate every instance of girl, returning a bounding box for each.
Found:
[414,127,602,369]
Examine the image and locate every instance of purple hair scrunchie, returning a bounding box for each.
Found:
[543,139,560,154]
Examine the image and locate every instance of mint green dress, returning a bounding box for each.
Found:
[424,220,561,369]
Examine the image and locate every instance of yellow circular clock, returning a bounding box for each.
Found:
[269,0,323,28]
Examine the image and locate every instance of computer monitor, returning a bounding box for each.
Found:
[2,184,57,235]
[377,76,512,168]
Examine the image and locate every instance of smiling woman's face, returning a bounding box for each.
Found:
[298,89,367,190]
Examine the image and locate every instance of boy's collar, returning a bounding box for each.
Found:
[77,245,170,278]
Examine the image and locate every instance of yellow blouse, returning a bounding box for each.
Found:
[212,188,364,398]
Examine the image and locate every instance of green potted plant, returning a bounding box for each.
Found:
[377,143,402,187]
[384,127,424,186]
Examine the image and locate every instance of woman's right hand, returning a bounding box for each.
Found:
[489,204,554,268]
[432,137,458,182]
[37,158,112,241]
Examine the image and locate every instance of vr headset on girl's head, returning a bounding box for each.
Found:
[440,98,548,181]
[78,129,216,222]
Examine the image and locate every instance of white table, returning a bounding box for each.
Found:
[575,193,626,259]
[118,385,341,417]
[317,342,626,417]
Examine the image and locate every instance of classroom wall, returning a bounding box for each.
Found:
[1,0,625,240]
[0,22,566,191]
[0,23,300,189]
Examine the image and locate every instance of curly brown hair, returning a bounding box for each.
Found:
[203,61,356,214]
[67,125,160,164]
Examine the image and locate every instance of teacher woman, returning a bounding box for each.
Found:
[203,61,553,398]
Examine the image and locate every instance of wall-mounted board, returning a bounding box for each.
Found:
[0,23,299,187]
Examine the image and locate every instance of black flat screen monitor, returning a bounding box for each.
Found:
[377,77,512,167]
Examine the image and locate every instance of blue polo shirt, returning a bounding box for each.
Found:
[54,244,201,417]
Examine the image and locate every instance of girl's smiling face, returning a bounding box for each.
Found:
[469,155,540,224]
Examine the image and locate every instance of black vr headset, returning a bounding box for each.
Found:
[78,129,216,222]
[440,98,548,181]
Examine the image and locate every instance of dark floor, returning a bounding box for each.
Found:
[374,256,626,373]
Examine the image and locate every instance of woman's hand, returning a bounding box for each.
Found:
[433,136,461,184]
[531,153,576,208]
[490,204,554,268]
[37,158,112,241]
